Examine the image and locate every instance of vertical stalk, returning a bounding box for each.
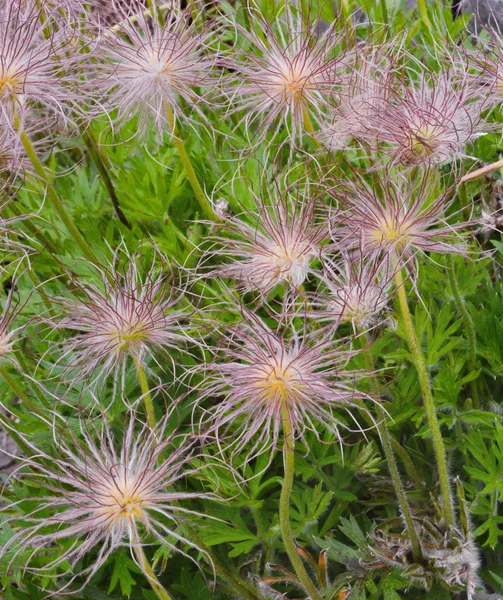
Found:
[183,524,267,600]
[134,357,156,429]
[163,102,220,222]
[393,264,455,527]
[14,117,102,266]
[134,541,173,600]
[447,255,480,409]
[302,106,320,148]
[0,364,33,407]
[81,129,132,229]
[417,0,432,29]
[361,335,423,562]
[280,407,323,600]
[380,0,389,25]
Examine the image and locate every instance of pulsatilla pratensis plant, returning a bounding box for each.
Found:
[92,3,218,139]
[0,2,80,127]
[312,251,394,330]
[220,4,350,152]
[0,411,214,598]
[332,170,468,272]
[318,42,397,151]
[1,0,503,599]
[197,307,370,461]
[196,306,372,600]
[205,185,331,298]
[358,64,487,168]
[48,246,188,414]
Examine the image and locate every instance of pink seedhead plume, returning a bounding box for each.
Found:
[466,27,503,108]
[332,171,468,270]
[206,186,329,296]
[93,2,217,139]
[0,2,82,127]
[221,6,348,151]
[197,308,370,463]
[1,411,214,593]
[50,246,188,389]
[318,42,395,151]
[364,66,486,168]
[313,253,393,330]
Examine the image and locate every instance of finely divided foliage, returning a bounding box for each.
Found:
[1,1,503,599]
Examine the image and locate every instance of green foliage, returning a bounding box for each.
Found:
[2,0,503,599]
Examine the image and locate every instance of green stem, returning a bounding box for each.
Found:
[417,0,432,29]
[82,129,132,229]
[390,438,426,493]
[394,263,455,527]
[14,117,102,266]
[134,543,173,600]
[447,255,480,409]
[302,106,320,149]
[183,524,267,600]
[0,364,36,411]
[134,358,156,429]
[361,336,423,563]
[163,102,220,222]
[280,407,323,600]
[380,0,389,24]
[26,265,54,314]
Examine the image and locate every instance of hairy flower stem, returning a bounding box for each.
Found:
[134,358,156,428]
[81,129,132,229]
[14,117,102,267]
[447,255,480,409]
[417,0,433,29]
[26,266,54,315]
[280,406,323,600]
[361,335,423,563]
[183,524,267,600]
[163,102,220,222]
[380,0,389,24]
[393,263,455,527]
[390,437,426,493]
[302,106,320,148]
[134,542,174,600]
[460,159,503,183]
[0,364,33,407]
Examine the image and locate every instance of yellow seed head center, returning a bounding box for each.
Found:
[109,322,148,351]
[274,63,311,102]
[256,360,300,404]
[371,215,410,246]
[0,68,22,97]
[408,123,439,158]
[266,242,311,285]
[103,482,147,521]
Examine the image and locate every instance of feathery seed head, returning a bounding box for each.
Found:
[315,254,393,329]
[93,3,217,138]
[332,172,468,269]
[221,7,348,150]
[318,43,395,151]
[1,411,212,591]
[198,309,368,461]
[51,246,188,387]
[0,2,82,126]
[366,68,486,168]
[207,187,329,295]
